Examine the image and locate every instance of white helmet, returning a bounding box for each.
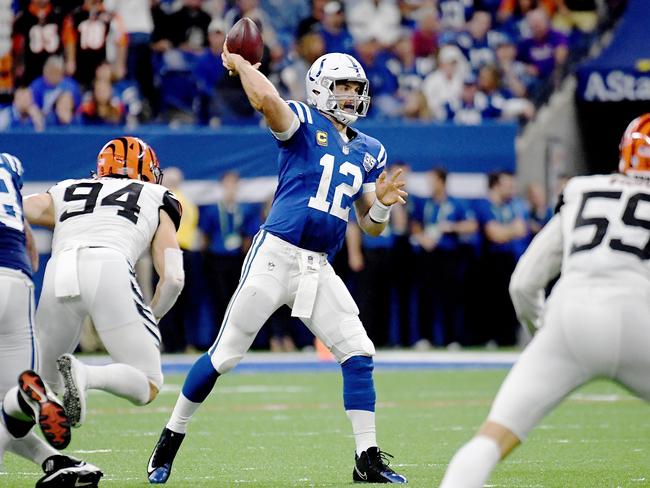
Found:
[305,53,371,125]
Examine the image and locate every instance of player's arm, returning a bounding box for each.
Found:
[485,218,527,243]
[221,43,295,134]
[24,218,39,272]
[150,209,185,321]
[23,193,55,227]
[509,214,563,335]
[354,168,408,237]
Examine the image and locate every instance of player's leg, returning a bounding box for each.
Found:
[439,297,592,488]
[0,270,102,485]
[301,265,407,484]
[57,250,166,427]
[148,231,287,483]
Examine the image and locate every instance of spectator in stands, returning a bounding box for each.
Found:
[347,0,402,48]
[517,8,568,101]
[94,60,141,127]
[494,33,532,97]
[411,6,440,59]
[477,63,535,121]
[354,35,400,118]
[410,167,477,348]
[295,0,327,40]
[451,9,500,70]
[473,170,529,346]
[553,0,598,34]
[163,0,211,52]
[525,181,552,237]
[157,167,204,353]
[0,0,12,103]
[421,44,469,120]
[318,1,355,56]
[0,86,44,131]
[199,171,259,343]
[280,26,324,102]
[45,89,76,126]
[437,0,475,32]
[29,55,81,118]
[77,78,124,125]
[62,0,128,88]
[496,0,555,40]
[388,30,434,119]
[104,0,156,110]
[12,0,66,86]
[224,0,284,64]
[194,18,228,125]
[445,71,499,124]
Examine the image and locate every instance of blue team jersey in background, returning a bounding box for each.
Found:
[262,101,386,256]
[0,153,31,277]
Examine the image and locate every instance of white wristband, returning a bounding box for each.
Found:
[368,199,391,223]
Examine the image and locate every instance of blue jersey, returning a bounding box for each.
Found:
[411,195,468,251]
[0,153,31,277]
[262,101,386,256]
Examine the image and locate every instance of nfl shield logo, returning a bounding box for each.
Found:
[342,146,349,155]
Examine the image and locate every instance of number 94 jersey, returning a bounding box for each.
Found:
[559,174,650,283]
[262,101,387,256]
[48,177,181,266]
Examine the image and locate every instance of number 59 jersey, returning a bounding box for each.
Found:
[48,177,181,266]
[559,173,650,284]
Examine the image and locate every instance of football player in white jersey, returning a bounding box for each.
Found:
[147,48,408,484]
[440,113,650,487]
[0,152,103,487]
[12,137,185,440]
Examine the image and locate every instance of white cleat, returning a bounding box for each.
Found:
[56,354,87,428]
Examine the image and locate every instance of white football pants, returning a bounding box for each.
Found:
[489,280,650,440]
[36,248,163,393]
[208,230,375,373]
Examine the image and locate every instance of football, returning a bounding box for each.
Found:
[225,17,264,65]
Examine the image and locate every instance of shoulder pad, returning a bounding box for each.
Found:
[286,100,314,124]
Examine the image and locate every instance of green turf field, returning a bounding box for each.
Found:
[3,368,650,487]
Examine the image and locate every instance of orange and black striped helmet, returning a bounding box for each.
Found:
[619,114,650,175]
[96,136,163,184]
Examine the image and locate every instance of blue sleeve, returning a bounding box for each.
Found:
[449,198,465,222]
[473,199,495,226]
[364,141,387,187]
[198,205,216,234]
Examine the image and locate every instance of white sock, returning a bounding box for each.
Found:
[7,430,58,466]
[85,363,151,405]
[166,393,201,434]
[346,410,377,455]
[2,388,31,422]
[439,435,501,488]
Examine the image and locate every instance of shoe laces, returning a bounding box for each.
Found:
[370,449,395,472]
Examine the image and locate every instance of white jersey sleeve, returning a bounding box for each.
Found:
[48,177,180,265]
[509,214,563,334]
[558,174,650,286]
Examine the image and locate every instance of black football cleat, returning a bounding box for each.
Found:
[147,427,185,484]
[35,454,103,487]
[18,370,71,450]
[353,447,408,484]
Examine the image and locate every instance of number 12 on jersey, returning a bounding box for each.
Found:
[308,154,363,221]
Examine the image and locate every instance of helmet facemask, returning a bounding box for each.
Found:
[306,53,372,126]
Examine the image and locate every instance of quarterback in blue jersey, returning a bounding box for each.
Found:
[0,153,103,487]
[147,50,409,484]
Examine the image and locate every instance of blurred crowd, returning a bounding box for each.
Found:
[139,165,566,354]
[0,0,625,130]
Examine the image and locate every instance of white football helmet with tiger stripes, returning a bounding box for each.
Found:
[305,53,371,126]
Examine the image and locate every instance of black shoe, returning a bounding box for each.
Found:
[353,447,407,484]
[35,454,103,487]
[147,427,185,484]
[18,370,71,450]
